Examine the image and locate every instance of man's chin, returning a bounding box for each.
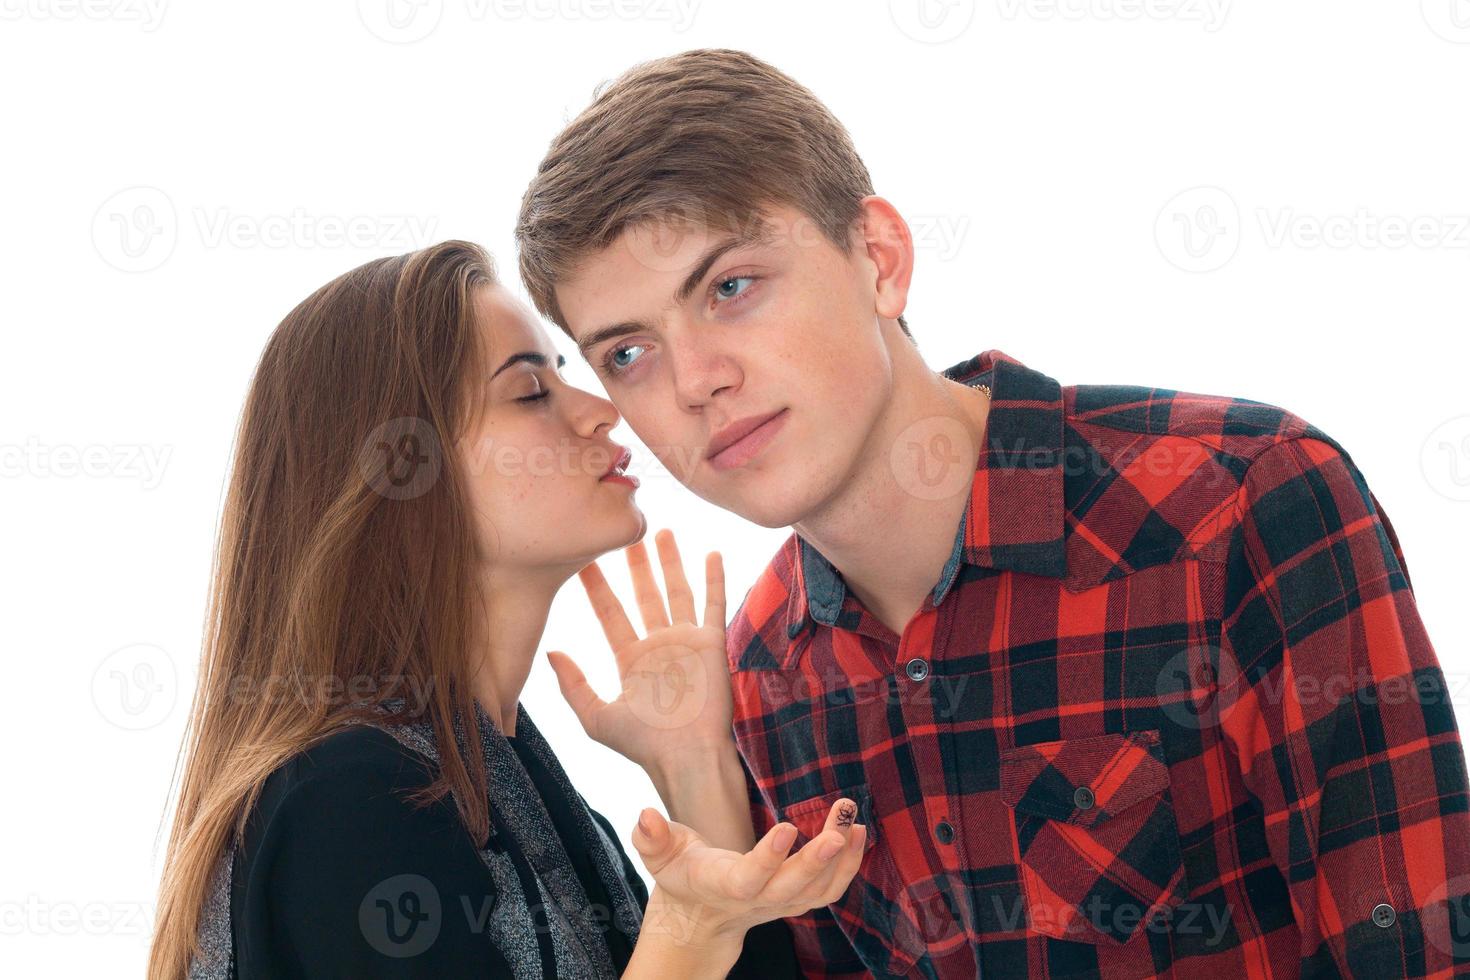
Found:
[710,483,807,531]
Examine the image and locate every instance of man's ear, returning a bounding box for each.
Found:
[854,195,914,322]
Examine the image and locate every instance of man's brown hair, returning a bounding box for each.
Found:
[515,47,912,342]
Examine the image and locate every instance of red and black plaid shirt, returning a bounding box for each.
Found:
[727,348,1470,978]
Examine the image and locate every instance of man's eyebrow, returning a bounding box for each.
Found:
[576,322,643,362]
[490,350,566,381]
[674,227,770,304]
[574,225,774,361]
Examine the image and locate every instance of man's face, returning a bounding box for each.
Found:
[555,202,900,528]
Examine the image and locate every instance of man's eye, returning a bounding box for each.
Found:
[714,276,754,301]
[516,388,550,403]
[603,344,647,376]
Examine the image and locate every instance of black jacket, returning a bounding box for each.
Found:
[228,723,799,977]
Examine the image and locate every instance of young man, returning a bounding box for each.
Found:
[516,48,1470,978]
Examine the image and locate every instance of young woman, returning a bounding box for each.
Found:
[147,241,866,979]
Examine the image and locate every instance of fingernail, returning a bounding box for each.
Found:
[769,824,796,855]
[817,836,844,861]
[637,809,654,837]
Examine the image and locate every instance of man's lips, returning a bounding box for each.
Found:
[706,409,789,471]
[708,409,786,459]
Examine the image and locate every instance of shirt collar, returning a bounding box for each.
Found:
[789,348,1068,632]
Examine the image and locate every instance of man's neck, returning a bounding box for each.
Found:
[792,358,990,637]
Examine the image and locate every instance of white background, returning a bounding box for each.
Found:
[3,1,1468,975]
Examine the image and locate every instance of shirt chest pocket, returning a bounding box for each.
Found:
[1000,729,1188,945]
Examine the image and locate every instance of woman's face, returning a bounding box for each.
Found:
[455,283,645,571]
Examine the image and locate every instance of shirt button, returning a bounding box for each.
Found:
[905,658,930,681]
[935,820,954,844]
[1371,903,1396,929]
[1073,786,1096,811]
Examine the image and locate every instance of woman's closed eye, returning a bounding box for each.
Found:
[516,379,550,402]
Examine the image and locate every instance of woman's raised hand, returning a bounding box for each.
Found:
[547,528,735,774]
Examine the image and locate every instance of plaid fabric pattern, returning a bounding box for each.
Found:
[726,349,1470,978]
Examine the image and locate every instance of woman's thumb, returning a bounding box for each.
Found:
[545,650,604,732]
[632,807,672,863]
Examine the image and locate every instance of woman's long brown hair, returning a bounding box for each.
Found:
[148,241,504,979]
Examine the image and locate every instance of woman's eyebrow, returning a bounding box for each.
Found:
[490,351,566,380]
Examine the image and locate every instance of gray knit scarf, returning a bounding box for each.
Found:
[188,698,644,979]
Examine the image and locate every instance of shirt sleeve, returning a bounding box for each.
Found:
[1217,435,1470,977]
[736,747,868,978]
[232,749,512,978]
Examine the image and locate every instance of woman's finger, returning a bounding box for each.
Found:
[629,808,694,881]
[703,551,726,630]
[814,823,867,905]
[654,529,698,625]
[577,561,640,653]
[714,821,800,902]
[753,799,861,906]
[624,539,671,633]
[793,822,865,909]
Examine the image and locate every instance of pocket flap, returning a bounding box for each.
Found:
[781,784,878,852]
[1000,731,1169,829]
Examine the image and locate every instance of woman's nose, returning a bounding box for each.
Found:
[576,389,620,439]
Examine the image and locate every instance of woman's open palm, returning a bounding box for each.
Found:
[547,528,736,773]
[631,799,867,947]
